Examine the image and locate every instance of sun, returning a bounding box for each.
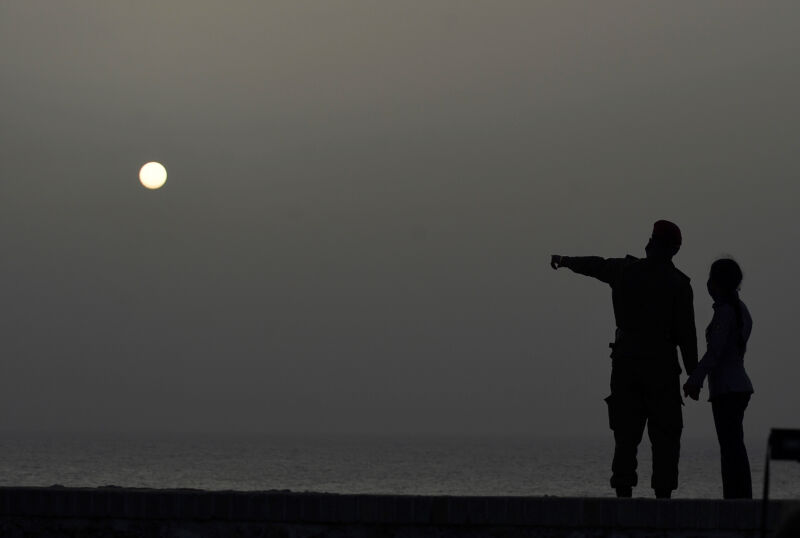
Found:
[139,162,167,189]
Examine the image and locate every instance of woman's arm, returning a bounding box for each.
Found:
[686,304,734,390]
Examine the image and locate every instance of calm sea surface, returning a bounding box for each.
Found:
[0,433,797,499]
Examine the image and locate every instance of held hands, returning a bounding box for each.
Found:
[683,381,701,401]
[550,255,564,270]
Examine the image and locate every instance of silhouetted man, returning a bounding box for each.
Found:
[551,220,697,498]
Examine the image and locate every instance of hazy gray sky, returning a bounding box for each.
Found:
[1,1,798,438]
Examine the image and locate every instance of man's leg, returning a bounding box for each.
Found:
[647,376,683,498]
[712,393,753,499]
[607,366,647,496]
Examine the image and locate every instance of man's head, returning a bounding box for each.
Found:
[646,220,682,259]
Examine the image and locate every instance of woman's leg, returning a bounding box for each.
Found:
[711,393,752,499]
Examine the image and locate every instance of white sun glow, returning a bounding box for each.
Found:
[139,162,167,189]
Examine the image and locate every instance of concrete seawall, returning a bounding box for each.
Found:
[0,486,797,537]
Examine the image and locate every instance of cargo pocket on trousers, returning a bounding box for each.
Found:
[666,393,684,434]
[604,394,617,431]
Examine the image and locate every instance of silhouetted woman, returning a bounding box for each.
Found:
[683,258,754,498]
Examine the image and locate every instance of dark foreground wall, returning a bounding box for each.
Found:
[0,486,798,538]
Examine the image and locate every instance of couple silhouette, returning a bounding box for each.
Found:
[551,220,753,499]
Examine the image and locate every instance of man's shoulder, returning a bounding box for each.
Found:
[666,266,693,296]
[626,257,692,286]
[670,266,691,284]
[672,265,692,284]
[611,255,641,273]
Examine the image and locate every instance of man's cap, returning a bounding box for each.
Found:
[652,220,682,247]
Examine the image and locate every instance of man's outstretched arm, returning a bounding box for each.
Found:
[551,255,629,285]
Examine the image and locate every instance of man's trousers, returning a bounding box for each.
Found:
[605,361,683,493]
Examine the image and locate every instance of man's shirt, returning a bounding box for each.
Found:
[561,255,698,375]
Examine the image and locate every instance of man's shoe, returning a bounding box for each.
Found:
[655,489,672,499]
[615,487,633,498]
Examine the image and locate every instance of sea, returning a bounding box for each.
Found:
[0,433,797,499]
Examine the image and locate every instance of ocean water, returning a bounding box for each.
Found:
[0,433,797,499]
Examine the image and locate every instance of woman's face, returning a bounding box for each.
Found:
[707,277,720,300]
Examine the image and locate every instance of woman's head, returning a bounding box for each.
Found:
[708,258,743,300]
